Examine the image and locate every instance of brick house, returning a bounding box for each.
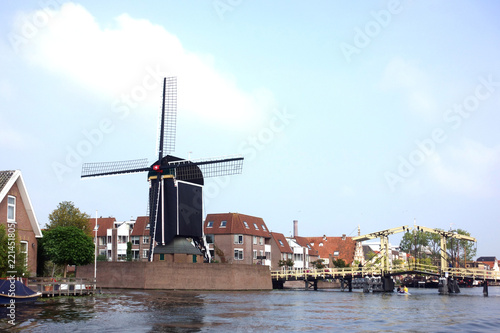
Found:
[0,170,43,276]
[89,217,116,260]
[130,216,151,261]
[204,213,272,266]
[306,235,356,268]
[269,232,293,269]
[476,256,499,271]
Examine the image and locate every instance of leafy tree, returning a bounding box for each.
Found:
[43,226,94,277]
[278,259,294,269]
[126,241,132,261]
[447,228,476,266]
[331,259,348,268]
[47,201,92,237]
[0,225,28,277]
[399,230,431,259]
[311,259,325,269]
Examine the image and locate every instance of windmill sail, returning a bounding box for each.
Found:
[81,158,150,178]
[158,77,177,159]
[81,76,244,263]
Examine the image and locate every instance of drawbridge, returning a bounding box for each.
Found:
[271,225,496,295]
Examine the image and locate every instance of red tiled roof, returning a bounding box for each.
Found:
[131,216,150,236]
[271,232,292,253]
[204,213,271,238]
[294,236,319,256]
[87,217,116,237]
[306,236,356,265]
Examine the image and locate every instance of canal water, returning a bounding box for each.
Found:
[2,287,500,332]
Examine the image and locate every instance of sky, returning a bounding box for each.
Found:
[1,1,500,258]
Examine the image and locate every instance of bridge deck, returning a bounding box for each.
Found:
[271,264,500,282]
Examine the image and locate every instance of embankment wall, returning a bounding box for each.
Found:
[77,262,272,290]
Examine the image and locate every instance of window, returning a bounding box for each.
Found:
[334,251,339,256]
[98,236,106,246]
[278,240,284,246]
[253,223,259,230]
[260,250,264,258]
[234,249,243,260]
[259,237,264,245]
[253,250,257,259]
[234,234,243,244]
[131,236,140,245]
[143,249,149,259]
[205,234,214,244]
[261,225,267,231]
[20,241,28,267]
[132,250,140,260]
[7,196,15,221]
[146,223,150,229]
[243,221,249,229]
[143,236,149,244]
[220,221,227,228]
[107,236,112,244]
[159,254,165,261]
[253,236,257,245]
[207,221,214,228]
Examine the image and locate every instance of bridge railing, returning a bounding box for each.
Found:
[271,266,384,281]
[271,264,500,282]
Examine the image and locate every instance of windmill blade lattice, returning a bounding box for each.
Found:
[171,155,244,181]
[158,77,177,158]
[81,158,150,178]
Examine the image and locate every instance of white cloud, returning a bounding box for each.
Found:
[15,3,268,128]
[379,57,439,121]
[427,139,500,196]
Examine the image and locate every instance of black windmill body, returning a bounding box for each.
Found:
[81,77,243,261]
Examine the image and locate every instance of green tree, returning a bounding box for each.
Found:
[332,258,348,268]
[47,201,92,237]
[0,225,28,277]
[399,230,431,259]
[43,226,94,277]
[311,259,325,269]
[126,241,132,261]
[447,228,476,266]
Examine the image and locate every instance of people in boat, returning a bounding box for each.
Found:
[397,286,401,293]
[403,285,408,293]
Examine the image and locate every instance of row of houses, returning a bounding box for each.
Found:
[90,212,366,270]
[1,169,499,275]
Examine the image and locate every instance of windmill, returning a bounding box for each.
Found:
[81,77,243,261]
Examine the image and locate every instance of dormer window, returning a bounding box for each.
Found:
[278,240,284,246]
[261,225,267,231]
[220,221,227,228]
[243,221,249,229]
[146,223,150,229]
[207,221,214,228]
[253,223,259,230]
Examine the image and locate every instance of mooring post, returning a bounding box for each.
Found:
[483,280,488,297]
[348,277,352,292]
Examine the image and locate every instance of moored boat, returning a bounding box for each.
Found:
[0,279,41,305]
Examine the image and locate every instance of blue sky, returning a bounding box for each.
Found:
[1,1,500,257]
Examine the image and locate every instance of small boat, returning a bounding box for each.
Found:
[0,279,41,305]
[397,291,411,296]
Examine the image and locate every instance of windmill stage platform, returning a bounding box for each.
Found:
[76,262,272,291]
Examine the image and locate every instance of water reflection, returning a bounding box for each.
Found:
[1,287,500,332]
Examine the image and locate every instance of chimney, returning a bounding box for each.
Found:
[342,234,346,240]
[293,220,298,238]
